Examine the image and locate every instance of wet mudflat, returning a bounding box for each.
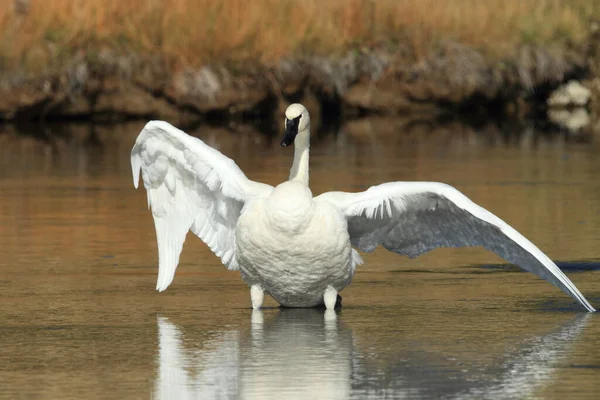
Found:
[1,119,599,399]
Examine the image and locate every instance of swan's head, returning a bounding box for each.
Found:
[281,103,310,147]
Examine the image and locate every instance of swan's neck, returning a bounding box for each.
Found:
[289,129,310,185]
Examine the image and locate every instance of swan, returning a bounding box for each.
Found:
[131,103,596,312]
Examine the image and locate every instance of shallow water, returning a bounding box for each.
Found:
[1,119,600,399]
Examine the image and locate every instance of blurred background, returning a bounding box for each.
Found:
[0,0,599,131]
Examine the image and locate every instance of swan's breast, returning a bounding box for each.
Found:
[235,187,354,306]
[263,181,314,233]
[237,181,344,245]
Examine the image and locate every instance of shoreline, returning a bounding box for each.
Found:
[2,0,598,131]
[1,39,599,133]
[2,114,595,157]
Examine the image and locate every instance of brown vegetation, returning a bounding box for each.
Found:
[1,0,598,74]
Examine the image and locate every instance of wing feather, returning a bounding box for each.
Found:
[131,121,273,291]
[317,182,595,312]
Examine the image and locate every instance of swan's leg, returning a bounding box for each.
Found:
[324,286,338,310]
[250,284,264,309]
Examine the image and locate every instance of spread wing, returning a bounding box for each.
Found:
[131,121,273,291]
[317,182,595,312]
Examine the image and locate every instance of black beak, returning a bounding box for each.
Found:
[281,115,301,147]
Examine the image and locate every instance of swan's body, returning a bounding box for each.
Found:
[131,103,596,312]
[237,180,356,307]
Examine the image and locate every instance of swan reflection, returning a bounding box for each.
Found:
[156,309,350,399]
[155,311,589,399]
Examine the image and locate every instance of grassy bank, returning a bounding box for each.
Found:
[1,0,598,75]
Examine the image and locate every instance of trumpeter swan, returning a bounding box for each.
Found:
[131,103,596,312]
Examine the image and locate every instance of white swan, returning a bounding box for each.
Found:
[131,103,596,312]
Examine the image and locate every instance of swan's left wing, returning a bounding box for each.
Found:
[316,182,595,312]
[131,121,273,291]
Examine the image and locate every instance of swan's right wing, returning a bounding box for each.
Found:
[317,182,595,312]
[131,121,273,291]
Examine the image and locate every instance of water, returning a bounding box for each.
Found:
[1,119,600,399]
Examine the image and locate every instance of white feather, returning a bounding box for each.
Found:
[131,121,273,291]
[164,169,176,195]
[317,182,596,312]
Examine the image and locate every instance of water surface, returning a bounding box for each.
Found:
[1,119,599,399]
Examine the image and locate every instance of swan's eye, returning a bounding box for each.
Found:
[285,115,301,130]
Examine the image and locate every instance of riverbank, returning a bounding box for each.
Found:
[1,1,599,128]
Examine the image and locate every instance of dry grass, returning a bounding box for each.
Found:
[0,0,598,73]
